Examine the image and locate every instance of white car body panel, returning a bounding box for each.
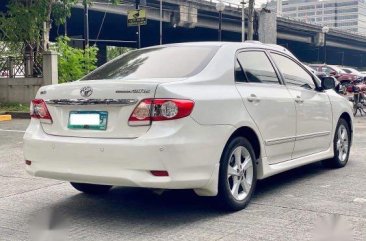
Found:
[23,42,354,196]
[286,86,333,159]
[236,82,297,164]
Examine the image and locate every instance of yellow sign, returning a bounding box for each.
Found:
[127,9,147,26]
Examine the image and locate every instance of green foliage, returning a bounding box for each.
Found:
[0,0,77,43]
[107,46,133,61]
[54,36,98,83]
[0,102,29,113]
[0,0,119,51]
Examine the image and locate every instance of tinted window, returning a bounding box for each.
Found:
[235,60,247,82]
[236,51,280,84]
[271,53,315,89]
[82,46,219,80]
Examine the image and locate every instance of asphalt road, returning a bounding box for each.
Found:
[0,118,365,241]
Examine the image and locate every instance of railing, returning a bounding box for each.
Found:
[0,55,43,78]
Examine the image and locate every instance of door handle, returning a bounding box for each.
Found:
[247,94,260,103]
[295,96,304,104]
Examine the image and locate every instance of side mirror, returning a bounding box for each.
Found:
[321,76,337,90]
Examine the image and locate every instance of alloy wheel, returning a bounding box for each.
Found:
[227,146,254,201]
[336,124,349,163]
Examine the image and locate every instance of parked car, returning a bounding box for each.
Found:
[338,67,366,92]
[24,42,354,211]
[309,64,361,84]
[306,65,344,94]
[342,67,366,81]
[306,65,327,79]
[346,82,366,93]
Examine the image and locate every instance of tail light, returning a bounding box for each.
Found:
[30,99,53,124]
[128,99,194,126]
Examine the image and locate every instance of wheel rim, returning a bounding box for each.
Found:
[227,146,254,201]
[336,124,349,163]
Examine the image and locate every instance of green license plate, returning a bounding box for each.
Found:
[68,111,108,130]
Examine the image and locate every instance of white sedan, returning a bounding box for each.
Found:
[24,42,353,211]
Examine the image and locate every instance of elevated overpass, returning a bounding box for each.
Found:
[2,0,366,67]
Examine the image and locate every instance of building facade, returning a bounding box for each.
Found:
[266,0,366,34]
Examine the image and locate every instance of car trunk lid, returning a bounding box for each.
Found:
[40,80,164,138]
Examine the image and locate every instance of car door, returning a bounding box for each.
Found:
[235,50,297,164]
[270,52,333,159]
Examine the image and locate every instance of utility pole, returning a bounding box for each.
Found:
[160,0,163,45]
[247,0,255,40]
[64,1,68,36]
[241,1,246,42]
[83,0,89,49]
[136,0,141,49]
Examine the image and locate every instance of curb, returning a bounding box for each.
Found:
[6,112,30,119]
[0,114,12,122]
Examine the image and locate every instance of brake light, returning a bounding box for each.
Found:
[128,99,194,126]
[30,99,53,123]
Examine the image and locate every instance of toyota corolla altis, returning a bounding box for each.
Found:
[24,42,353,210]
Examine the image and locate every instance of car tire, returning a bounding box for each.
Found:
[323,118,351,168]
[217,136,257,211]
[70,182,112,195]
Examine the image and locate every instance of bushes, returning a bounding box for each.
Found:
[54,36,98,83]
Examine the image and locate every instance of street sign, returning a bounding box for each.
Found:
[127,9,147,26]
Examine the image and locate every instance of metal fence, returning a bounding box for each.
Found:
[0,43,43,78]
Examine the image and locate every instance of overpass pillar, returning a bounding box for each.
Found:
[258,10,277,44]
[97,44,107,67]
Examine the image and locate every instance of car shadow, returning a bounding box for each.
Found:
[44,162,334,227]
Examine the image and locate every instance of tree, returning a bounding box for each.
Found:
[54,36,98,83]
[107,46,133,61]
[0,0,119,77]
[0,0,121,51]
[0,0,78,51]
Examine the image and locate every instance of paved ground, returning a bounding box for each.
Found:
[0,118,365,241]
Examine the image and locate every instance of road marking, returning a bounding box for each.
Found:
[0,115,12,121]
[0,129,25,133]
[353,198,366,203]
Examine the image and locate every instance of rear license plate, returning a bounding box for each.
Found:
[68,111,108,130]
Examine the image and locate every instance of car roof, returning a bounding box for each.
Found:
[159,41,294,57]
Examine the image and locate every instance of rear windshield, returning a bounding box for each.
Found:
[82,46,219,81]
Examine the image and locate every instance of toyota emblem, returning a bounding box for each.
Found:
[80,86,93,98]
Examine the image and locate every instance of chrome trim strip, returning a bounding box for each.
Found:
[45,99,138,106]
[295,131,331,141]
[265,136,296,146]
[265,131,331,146]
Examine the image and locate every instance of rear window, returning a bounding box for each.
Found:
[82,46,219,81]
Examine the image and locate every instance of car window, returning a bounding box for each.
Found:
[342,69,351,74]
[321,67,334,75]
[330,65,347,74]
[82,46,219,80]
[234,60,247,82]
[271,53,315,90]
[236,51,280,84]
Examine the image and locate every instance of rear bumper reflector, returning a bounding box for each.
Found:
[25,160,32,166]
[150,170,169,177]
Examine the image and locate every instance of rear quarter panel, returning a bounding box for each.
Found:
[155,45,266,159]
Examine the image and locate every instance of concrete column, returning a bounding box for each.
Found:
[258,10,277,44]
[42,51,58,86]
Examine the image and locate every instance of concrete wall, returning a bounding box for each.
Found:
[0,78,43,104]
[0,51,58,104]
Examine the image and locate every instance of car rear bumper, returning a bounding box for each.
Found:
[23,118,232,192]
